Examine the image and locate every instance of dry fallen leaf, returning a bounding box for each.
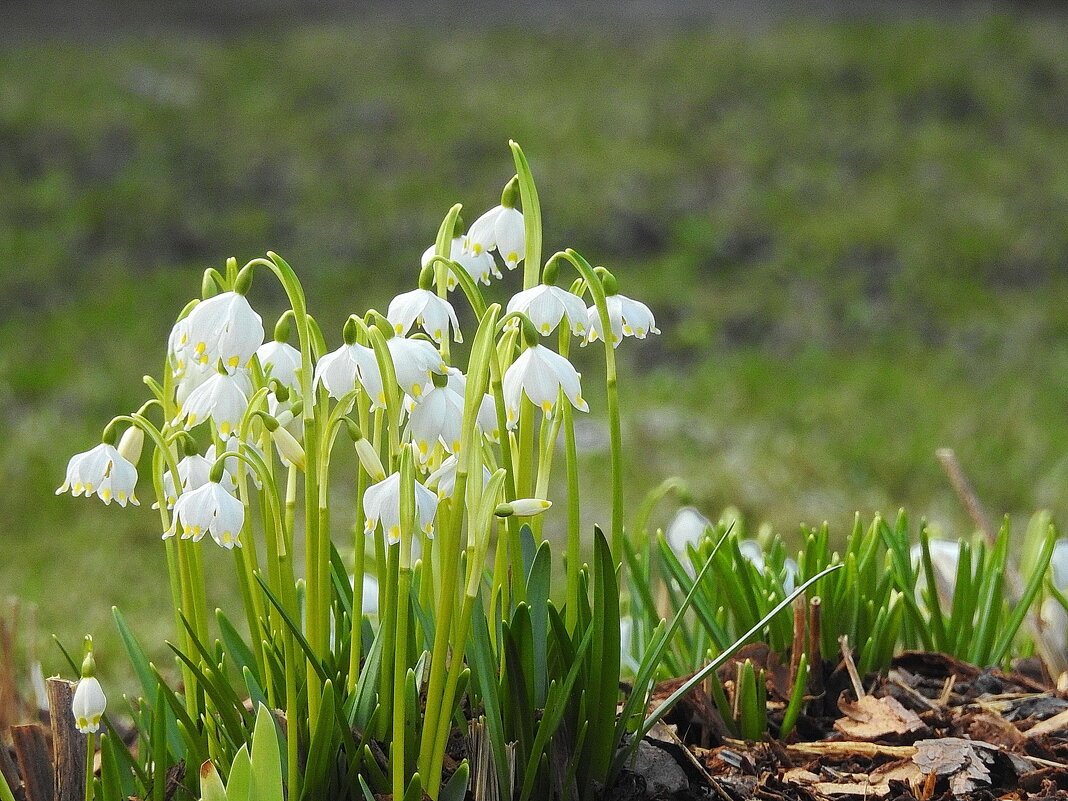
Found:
[834,693,927,741]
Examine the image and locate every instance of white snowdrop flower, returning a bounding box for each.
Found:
[737,540,799,593]
[665,507,712,555]
[158,452,237,509]
[620,616,639,674]
[421,237,499,290]
[445,371,500,441]
[362,472,439,544]
[180,291,264,372]
[359,573,380,617]
[116,425,144,466]
[386,336,448,398]
[586,294,660,348]
[57,443,139,507]
[425,455,491,499]
[909,539,964,605]
[72,677,106,734]
[502,344,588,428]
[168,318,191,380]
[270,425,306,470]
[207,435,262,490]
[166,480,245,549]
[388,288,463,344]
[314,343,386,407]
[466,205,525,270]
[177,371,249,435]
[507,285,588,337]
[256,340,302,392]
[408,382,465,462]
[267,391,303,439]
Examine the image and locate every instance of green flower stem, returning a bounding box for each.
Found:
[509,141,542,291]
[84,731,95,801]
[417,304,501,784]
[392,447,417,801]
[420,256,489,320]
[549,249,624,558]
[376,543,399,741]
[118,413,201,718]
[348,392,372,692]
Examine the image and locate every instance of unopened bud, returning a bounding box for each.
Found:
[501,175,520,209]
[355,438,386,482]
[234,265,254,296]
[271,426,306,471]
[117,426,144,465]
[495,498,552,518]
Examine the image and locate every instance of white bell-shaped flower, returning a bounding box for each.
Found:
[465,205,525,270]
[158,452,237,509]
[359,573,380,616]
[586,294,660,348]
[386,336,448,398]
[502,344,588,428]
[425,455,492,499]
[256,340,302,392]
[408,382,465,462]
[57,443,139,507]
[207,435,262,489]
[388,289,463,345]
[445,371,500,442]
[666,507,711,555]
[179,291,264,372]
[421,237,499,290]
[72,676,106,734]
[362,472,439,544]
[314,343,386,407]
[507,285,588,337]
[177,371,249,435]
[166,480,245,549]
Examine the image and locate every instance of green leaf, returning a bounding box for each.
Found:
[301,681,339,801]
[402,773,423,801]
[249,704,284,801]
[527,541,551,707]
[198,760,228,801]
[225,746,252,801]
[440,761,469,801]
[216,609,259,684]
[466,593,511,797]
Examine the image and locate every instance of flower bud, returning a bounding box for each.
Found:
[495,498,552,518]
[355,438,386,482]
[117,426,144,465]
[271,426,306,471]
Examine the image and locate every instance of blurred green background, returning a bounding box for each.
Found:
[4,7,1068,680]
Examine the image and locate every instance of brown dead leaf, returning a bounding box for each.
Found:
[912,737,996,795]
[834,692,927,741]
[958,709,1026,748]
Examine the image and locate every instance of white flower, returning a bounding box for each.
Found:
[72,676,106,734]
[445,371,500,442]
[57,443,139,507]
[586,294,660,348]
[359,573,380,616]
[314,343,386,407]
[507,285,587,337]
[408,382,465,462]
[207,436,262,490]
[362,473,439,544]
[496,498,552,517]
[465,205,525,270]
[267,391,303,439]
[116,426,144,466]
[425,455,491,499]
[388,289,463,344]
[177,371,249,435]
[387,336,448,397]
[256,340,302,391]
[665,507,711,555]
[157,452,237,509]
[271,425,306,470]
[502,344,588,427]
[422,237,499,290]
[179,291,264,372]
[166,480,245,549]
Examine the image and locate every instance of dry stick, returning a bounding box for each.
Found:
[0,735,21,799]
[806,597,824,703]
[838,635,865,699]
[789,595,806,689]
[45,680,84,801]
[11,724,52,801]
[936,447,1068,677]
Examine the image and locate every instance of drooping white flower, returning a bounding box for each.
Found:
[666,507,711,555]
[408,382,465,461]
[178,291,264,372]
[206,435,262,490]
[116,425,144,466]
[425,455,491,499]
[157,452,237,509]
[57,443,139,507]
[314,343,386,407]
[421,237,499,290]
[465,205,525,270]
[256,340,302,392]
[359,573,380,616]
[176,371,249,435]
[502,344,588,427]
[386,336,448,398]
[444,371,500,442]
[586,294,660,348]
[166,480,245,549]
[72,677,106,734]
[507,285,588,337]
[267,391,303,439]
[388,289,463,344]
[362,472,439,544]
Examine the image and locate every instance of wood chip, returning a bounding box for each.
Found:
[912,737,996,795]
[834,693,927,741]
[1023,706,1068,739]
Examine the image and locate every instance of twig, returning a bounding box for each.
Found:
[789,595,806,688]
[46,678,84,801]
[838,635,865,699]
[936,448,994,543]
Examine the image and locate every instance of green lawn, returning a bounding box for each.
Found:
[4,16,1068,682]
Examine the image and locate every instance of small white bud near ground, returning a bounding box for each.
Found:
[72,676,106,734]
[495,498,552,518]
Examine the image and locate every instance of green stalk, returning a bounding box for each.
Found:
[509,141,542,291]
[348,392,372,691]
[393,447,418,801]
[84,731,96,801]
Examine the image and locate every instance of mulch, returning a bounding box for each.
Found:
[614,646,1068,800]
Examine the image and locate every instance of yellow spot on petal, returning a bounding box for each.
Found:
[187,413,198,426]
[472,243,483,255]
[101,488,112,500]
[219,422,231,435]
[541,323,550,333]
[227,355,239,368]
[117,491,126,502]
[636,328,645,336]
[452,440,461,453]
[541,401,553,414]
[412,384,422,397]
[418,441,429,456]
[377,392,386,406]
[73,482,84,493]
[195,342,206,354]
[180,333,188,344]
[388,525,400,542]
[434,328,442,340]
[506,252,519,264]
[84,483,93,493]
[623,325,633,334]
